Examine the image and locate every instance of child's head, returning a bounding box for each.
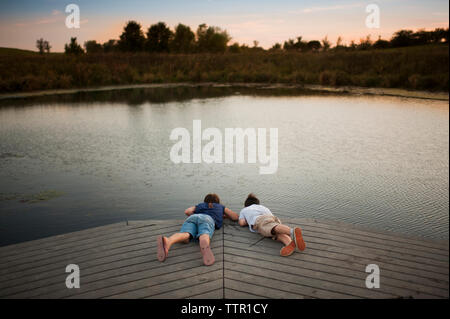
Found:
[204,193,220,208]
[244,193,260,207]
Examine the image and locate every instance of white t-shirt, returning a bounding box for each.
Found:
[239,204,273,232]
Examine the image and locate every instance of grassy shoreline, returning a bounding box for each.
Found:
[1,44,448,94]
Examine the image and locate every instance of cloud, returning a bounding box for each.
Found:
[15,10,65,26]
[300,3,364,14]
[36,16,63,25]
[432,12,449,16]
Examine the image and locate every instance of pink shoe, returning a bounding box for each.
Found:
[157,235,168,262]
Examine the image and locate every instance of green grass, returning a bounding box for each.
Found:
[0,44,448,93]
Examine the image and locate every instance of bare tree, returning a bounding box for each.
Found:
[36,38,51,54]
[44,40,51,53]
[36,38,45,54]
[321,36,331,51]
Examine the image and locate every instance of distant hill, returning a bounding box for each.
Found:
[0,47,38,56]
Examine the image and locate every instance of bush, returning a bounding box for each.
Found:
[408,75,438,90]
[319,70,333,85]
[0,44,448,93]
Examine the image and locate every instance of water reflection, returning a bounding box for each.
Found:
[0,86,448,246]
[0,85,344,108]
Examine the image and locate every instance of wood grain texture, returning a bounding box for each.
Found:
[0,219,447,299]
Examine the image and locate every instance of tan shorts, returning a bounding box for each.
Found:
[253,215,282,239]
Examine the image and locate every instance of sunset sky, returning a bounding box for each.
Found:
[0,0,448,52]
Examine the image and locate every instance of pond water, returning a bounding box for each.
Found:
[0,86,448,246]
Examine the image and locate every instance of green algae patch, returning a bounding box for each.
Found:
[0,190,64,204]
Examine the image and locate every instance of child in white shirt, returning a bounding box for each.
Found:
[239,193,306,256]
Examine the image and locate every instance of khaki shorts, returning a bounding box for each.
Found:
[253,215,282,239]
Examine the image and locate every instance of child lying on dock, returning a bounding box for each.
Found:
[238,193,306,256]
[157,193,238,266]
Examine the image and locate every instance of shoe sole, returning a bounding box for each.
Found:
[280,246,295,257]
[157,235,167,262]
[294,227,306,251]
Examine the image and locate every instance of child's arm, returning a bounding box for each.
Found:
[224,207,239,221]
[185,206,196,216]
[238,215,248,227]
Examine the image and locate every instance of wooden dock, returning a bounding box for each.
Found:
[0,218,448,299]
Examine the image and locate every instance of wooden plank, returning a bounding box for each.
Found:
[106,269,223,299]
[225,277,307,299]
[224,227,449,279]
[1,229,223,292]
[0,222,167,260]
[73,262,223,299]
[225,236,448,293]
[225,224,448,270]
[0,219,447,299]
[127,220,182,227]
[0,224,183,280]
[0,222,183,267]
[189,289,224,299]
[15,247,222,299]
[1,242,223,298]
[303,235,448,272]
[224,231,449,287]
[225,225,450,276]
[0,224,191,286]
[0,222,125,255]
[225,247,443,298]
[65,256,223,299]
[297,223,449,260]
[225,260,395,299]
[288,219,449,251]
[0,221,197,277]
[224,288,267,299]
[151,279,223,299]
[0,219,182,258]
[298,224,448,262]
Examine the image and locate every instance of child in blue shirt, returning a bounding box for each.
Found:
[157,193,238,266]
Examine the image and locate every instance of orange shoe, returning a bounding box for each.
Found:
[280,240,296,257]
[293,227,306,251]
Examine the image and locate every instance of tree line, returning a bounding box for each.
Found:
[35,20,449,54]
[65,21,231,54]
[278,28,449,52]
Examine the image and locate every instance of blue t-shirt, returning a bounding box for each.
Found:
[194,202,225,229]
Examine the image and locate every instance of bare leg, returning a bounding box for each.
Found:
[276,234,292,246]
[272,224,292,236]
[165,232,191,252]
[199,234,215,266]
[272,224,294,251]
[198,233,210,247]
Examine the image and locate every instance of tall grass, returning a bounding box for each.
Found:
[0,44,448,93]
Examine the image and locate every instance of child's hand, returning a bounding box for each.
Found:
[185,206,195,216]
